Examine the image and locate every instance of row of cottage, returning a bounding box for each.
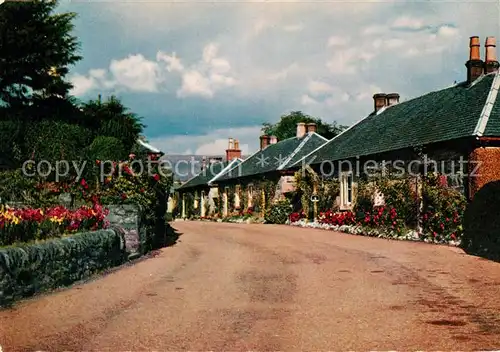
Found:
[175,35,500,218]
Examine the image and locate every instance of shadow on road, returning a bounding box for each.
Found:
[164,223,183,247]
[462,180,500,262]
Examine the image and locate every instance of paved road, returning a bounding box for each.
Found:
[2,221,500,350]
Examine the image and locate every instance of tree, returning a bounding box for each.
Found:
[0,0,81,106]
[262,111,347,140]
[80,95,145,155]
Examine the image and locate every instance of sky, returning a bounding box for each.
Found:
[60,0,500,156]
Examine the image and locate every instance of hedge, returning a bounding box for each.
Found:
[0,229,126,306]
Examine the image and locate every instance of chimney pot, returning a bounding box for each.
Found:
[306,122,317,134]
[484,36,499,74]
[386,93,400,106]
[466,36,484,83]
[296,122,307,139]
[373,93,387,113]
[226,137,241,161]
[469,36,481,60]
[260,135,270,150]
[269,136,278,144]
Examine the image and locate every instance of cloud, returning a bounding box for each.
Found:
[301,94,318,105]
[327,35,349,47]
[156,51,184,72]
[177,43,236,98]
[109,54,161,92]
[391,16,426,30]
[148,126,262,155]
[70,43,236,98]
[308,80,334,95]
[177,70,213,98]
[68,0,500,137]
[267,63,300,81]
[283,23,304,32]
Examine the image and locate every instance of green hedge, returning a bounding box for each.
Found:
[0,229,126,306]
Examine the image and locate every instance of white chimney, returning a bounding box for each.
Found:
[296,122,306,139]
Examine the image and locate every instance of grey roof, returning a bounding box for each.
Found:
[214,132,328,182]
[291,71,500,167]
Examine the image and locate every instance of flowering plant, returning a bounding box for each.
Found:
[0,203,109,246]
[290,211,306,223]
[318,210,356,226]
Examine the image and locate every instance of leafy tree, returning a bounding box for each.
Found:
[80,95,145,154]
[262,111,347,140]
[0,0,81,106]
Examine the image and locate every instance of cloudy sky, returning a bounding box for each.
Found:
[61,0,500,156]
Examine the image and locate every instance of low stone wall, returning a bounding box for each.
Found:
[0,229,127,307]
[105,204,144,258]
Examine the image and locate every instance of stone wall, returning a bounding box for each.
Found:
[105,204,143,256]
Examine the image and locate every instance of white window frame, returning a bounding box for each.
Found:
[340,171,353,209]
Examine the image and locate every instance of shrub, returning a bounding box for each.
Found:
[0,229,126,306]
[421,175,466,243]
[264,199,292,224]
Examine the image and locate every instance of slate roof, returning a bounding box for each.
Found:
[291,71,500,167]
[177,158,242,190]
[213,132,328,183]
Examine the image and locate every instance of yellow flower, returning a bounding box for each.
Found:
[49,216,64,224]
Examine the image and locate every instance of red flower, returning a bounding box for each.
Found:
[80,178,88,189]
[121,193,128,200]
[153,174,160,181]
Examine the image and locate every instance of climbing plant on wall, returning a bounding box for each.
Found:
[294,165,319,219]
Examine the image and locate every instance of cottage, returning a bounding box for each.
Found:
[176,138,244,217]
[176,125,329,218]
[211,123,328,215]
[289,36,500,210]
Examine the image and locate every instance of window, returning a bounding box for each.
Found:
[340,172,353,208]
[347,174,353,204]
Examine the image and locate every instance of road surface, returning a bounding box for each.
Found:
[2,221,500,350]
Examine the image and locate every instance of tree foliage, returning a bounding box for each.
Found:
[262,111,347,140]
[0,0,81,106]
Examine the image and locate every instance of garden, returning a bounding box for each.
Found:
[177,165,469,248]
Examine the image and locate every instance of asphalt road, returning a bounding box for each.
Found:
[2,221,500,351]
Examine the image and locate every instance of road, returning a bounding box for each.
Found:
[2,221,500,351]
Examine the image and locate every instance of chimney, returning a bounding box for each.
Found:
[226,137,241,161]
[466,36,484,84]
[386,93,400,106]
[484,36,499,74]
[260,135,270,150]
[269,136,278,144]
[296,122,306,139]
[373,93,387,113]
[306,122,317,134]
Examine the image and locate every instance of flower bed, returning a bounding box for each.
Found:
[0,204,109,246]
[289,219,460,246]
[288,208,462,246]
